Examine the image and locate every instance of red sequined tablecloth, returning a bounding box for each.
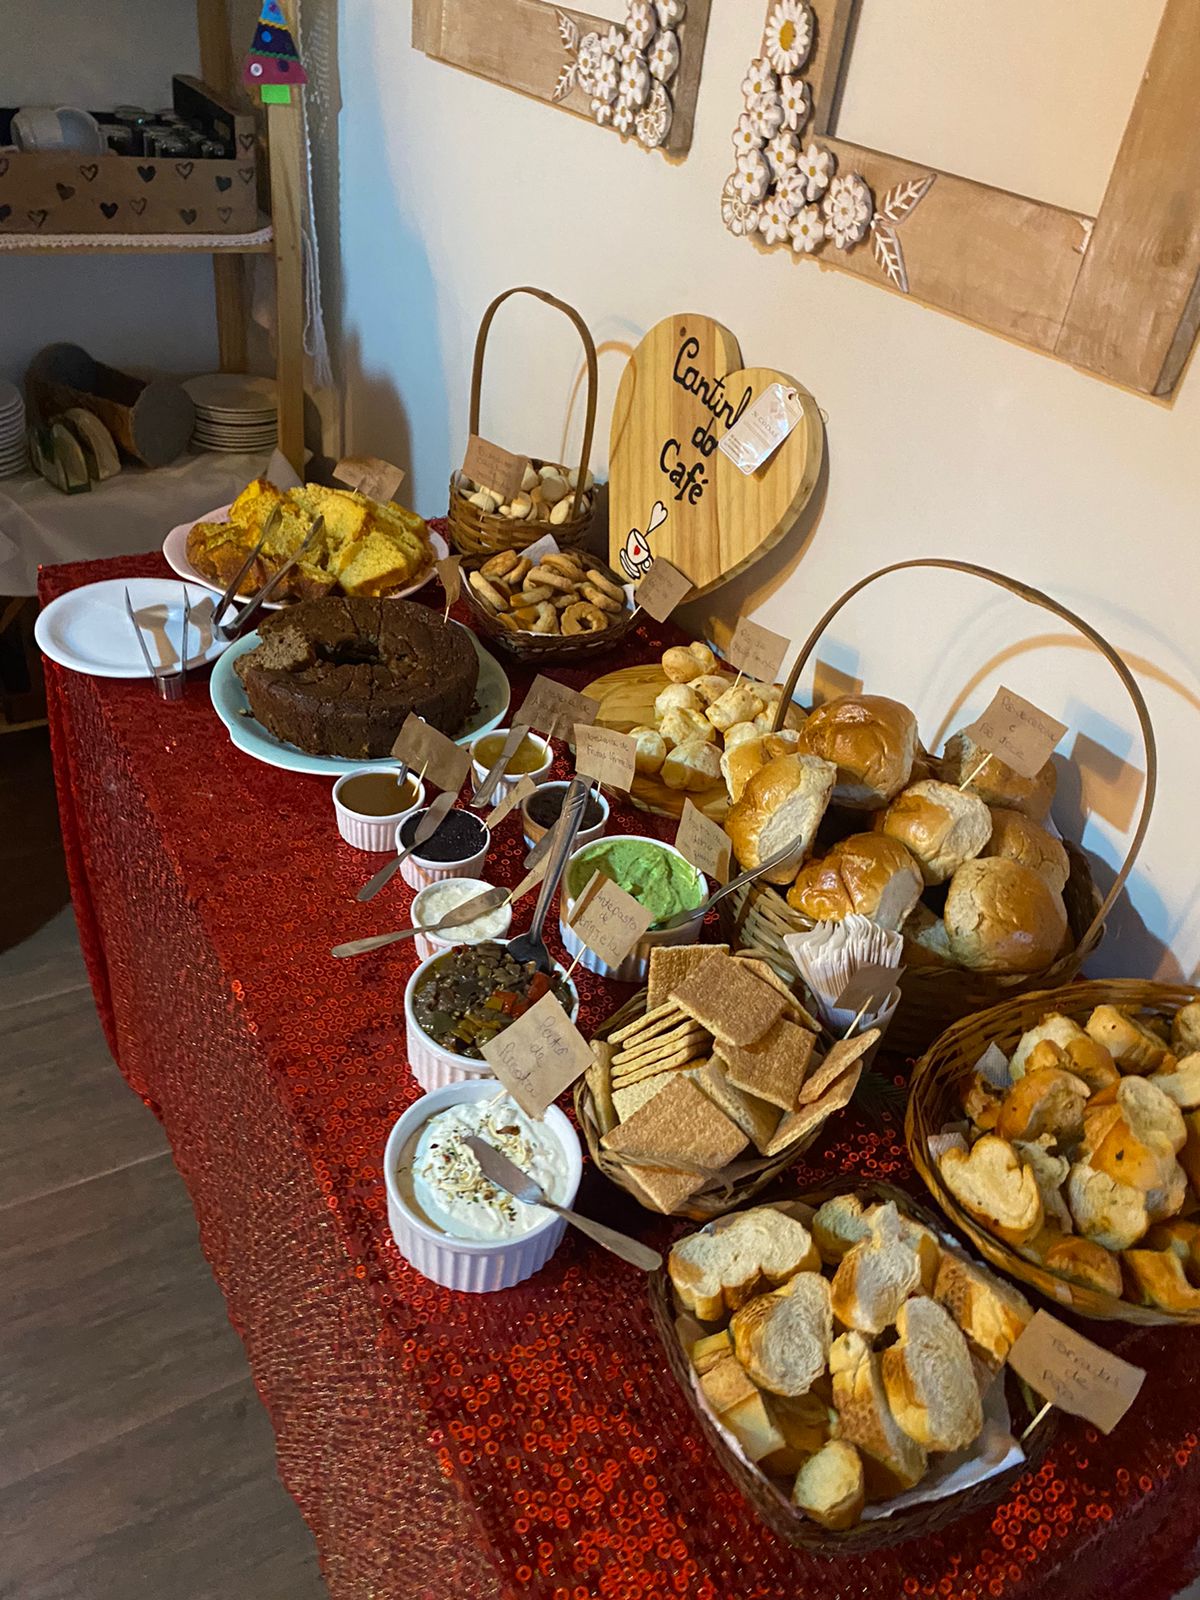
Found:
[38,550,1200,1600]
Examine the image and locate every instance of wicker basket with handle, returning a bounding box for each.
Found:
[721,559,1157,1059]
[907,978,1200,1325]
[447,286,598,557]
[460,551,638,665]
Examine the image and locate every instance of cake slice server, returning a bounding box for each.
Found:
[355,788,457,903]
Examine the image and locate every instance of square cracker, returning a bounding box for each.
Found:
[585,1042,617,1135]
[602,1074,748,1172]
[688,1057,781,1155]
[614,1050,706,1089]
[670,953,785,1049]
[647,944,728,1011]
[721,1018,818,1110]
[614,1018,708,1070]
[620,1161,708,1215]
[610,999,688,1047]
[798,1030,879,1105]
[732,955,821,1032]
[763,1062,864,1156]
[614,1070,680,1122]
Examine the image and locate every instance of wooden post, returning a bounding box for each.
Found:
[267,0,307,474]
[197,0,249,375]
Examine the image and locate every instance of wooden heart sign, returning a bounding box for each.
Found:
[609,314,823,598]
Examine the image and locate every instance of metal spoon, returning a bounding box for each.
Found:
[331,885,511,958]
[355,789,457,903]
[504,775,590,974]
[655,832,815,932]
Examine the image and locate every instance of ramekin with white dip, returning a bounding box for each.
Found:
[410,877,513,961]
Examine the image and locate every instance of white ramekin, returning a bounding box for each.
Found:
[470,728,554,802]
[332,771,426,853]
[558,833,707,983]
[403,949,580,1092]
[383,1079,582,1292]
[520,780,610,856]
[410,877,514,961]
[396,813,491,892]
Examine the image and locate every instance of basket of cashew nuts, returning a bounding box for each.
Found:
[462,546,637,663]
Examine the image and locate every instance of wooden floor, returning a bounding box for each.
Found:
[0,729,325,1600]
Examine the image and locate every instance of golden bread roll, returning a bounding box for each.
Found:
[1023,1230,1123,1297]
[983,807,1070,894]
[873,780,991,886]
[786,832,923,932]
[707,684,765,732]
[1122,1247,1200,1312]
[691,672,735,707]
[661,645,707,684]
[724,753,837,883]
[629,724,667,776]
[659,707,715,747]
[1151,1053,1200,1109]
[654,682,701,719]
[795,694,918,809]
[942,858,1068,974]
[1144,1218,1200,1277]
[995,1067,1089,1147]
[721,733,803,805]
[939,729,1056,820]
[1010,1013,1087,1078]
[661,737,722,792]
[723,720,761,755]
[1062,1035,1122,1094]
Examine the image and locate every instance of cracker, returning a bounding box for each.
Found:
[614,1071,678,1121]
[647,944,728,1012]
[614,1022,709,1072]
[763,1063,864,1157]
[797,1030,880,1105]
[732,955,822,1032]
[720,1018,818,1110]
[610,999,688,1046]
[670,953,785,1049]
[688,1057,782,1155]
[601,1075,748,1172]
[585,1042,617,1135]
[614,1049,706,1089]
[620,1162,707,1215]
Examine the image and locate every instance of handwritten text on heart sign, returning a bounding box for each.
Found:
[659,334,754,506]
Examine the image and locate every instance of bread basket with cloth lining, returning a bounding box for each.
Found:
[447,286,598,558]
[907,978,1200,1325]
[720,559,1157,1059]
[460,549,639,665]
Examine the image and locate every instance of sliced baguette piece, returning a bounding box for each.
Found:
[1086,1005,1169,1074]
[767,1390,835,1460]
[690,1328,733,1374]
[668,1207,820,1322]
[1066,1162,1149,1251]
[792,1440,865,1531]
[881,1295,984,1452]
[699,1353,759,1416]
[932,1250,1032,1366]
[722,1389,787,1463]
[830,1204,927,1335]
[812,1194,871,1265]
[1150,1053,1200,1109]
[1022,1228,1123,1298]
[830,1331,928,1499]
[730,1272,833,1397]
[938,1136,1044,1245]
[1122,1247,1200,1312]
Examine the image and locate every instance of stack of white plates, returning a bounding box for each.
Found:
[0,381,28,478]
[184,373,278,453]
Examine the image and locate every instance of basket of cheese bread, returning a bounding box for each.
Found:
[575,944,880,1220]
[716,560,1156,1058]
[908,979,1200,1324]
[651,1184,1053,1550]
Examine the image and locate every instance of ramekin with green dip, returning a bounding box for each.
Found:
[559,834,708,983]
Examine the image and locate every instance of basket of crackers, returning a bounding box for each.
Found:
[447,286,599,558]
[574,944,880,1220]
[908,979,1200,1325]
[463,545,637,662]
[713,558,1156,1058]
[651,1182,1054,1551]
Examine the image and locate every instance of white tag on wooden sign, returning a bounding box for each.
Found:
[636,557,693,622]
[391,714,472,795]
[975,1041,1013,1090]
[334,454,405,504]
[436,553,462,608]
[962,687,1067,779]
[675,798,731,884]
[484,773,537,830]
[481,992,594,1119]
[568,870,655,971]
[718,383,805,476]
[515,675,600,741]
[726,617,790,685]
[574,724,638,791]
[1008,1310,1145,1434]
[462,434,528,503]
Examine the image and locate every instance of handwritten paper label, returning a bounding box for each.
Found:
[334,454,405,504]
[836,963,905,1015]
[718,383,805,475]
[436,553,462,609]
[508,852,552,904]
[567,870,655,971]
[391,714,472,795]
[481,992,594,1119]
[1008,1311,1145,1434]
[462,434,529,503]
[485,773,537,830]
[962,687,1067,780]
[515,675,600,741]
[574,724,638,791]
[726,617,789,685]
[975,1041,1013,1090]
[675,798,731,884]
[636,557,693,622]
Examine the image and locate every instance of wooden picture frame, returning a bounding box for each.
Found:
[413,0,712,156]
[724,0,1200,396]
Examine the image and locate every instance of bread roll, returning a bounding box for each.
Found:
[723,720,761,755]
[1010,1013,1087,1078]
[792,1440,864,1531]
[655,682,700,719]
[659,706,715,747]
[1086,1005,1170,1074]
[795,694,918,809]
[1023,1229,1123,1297]
[874,780,991,885]
[691,672,734,707]
[943,858,1068,974]
[661,737,721,792]
[707,684,765,732]
[731,1271,832,1396]
[938,1135,1043,1244]
[662,645,707,684]
[995,1067,1089,1147]
[983,807,1070,894]
[1066,1162,1149,1250]
[1122,1247,1200,1312]
[1151,1053,1200,1109]
[940,729,1056,820]
[724,754,836,884]
[903,904,957,967]
[786,833,923,931]
[960,1070,1004,1132]
[1172,1002,1200,1057]
[720,733,802,805]
[629,724,666,776]
[882,1296,983,1453]
[1144,1218,1200,1277]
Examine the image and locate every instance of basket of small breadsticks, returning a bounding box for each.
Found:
[462,545,637,663]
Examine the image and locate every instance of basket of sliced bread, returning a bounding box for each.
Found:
[447,287,599,557]
[575,944,881,1220]
[651,1184,1052,1550]
[715,560,1156,1058]
[462,546,637,662]
[908,979,1200,1324]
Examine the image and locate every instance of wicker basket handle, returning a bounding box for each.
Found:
[469,286,598,522]
[769,557,1157,955]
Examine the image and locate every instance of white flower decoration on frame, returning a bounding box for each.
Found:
[555,2,694,154]
[619,55,651,107]
[656,0,685,23]
[625,0,656,50]
[613,95,638,135]
[636,81,673,148]
[722,3,935,290]
[648,29,680,83]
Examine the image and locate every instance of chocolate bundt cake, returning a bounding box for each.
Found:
[235,598,479,759]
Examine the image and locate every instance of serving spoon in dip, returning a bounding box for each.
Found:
[654,832,815,933]
[504,775,591,975]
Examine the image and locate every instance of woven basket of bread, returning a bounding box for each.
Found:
[718,559,1156,1060]
[907,979,1200,1324]
[447,286,598,557]
[649,1181,1056,1551]
[461,549,637,664]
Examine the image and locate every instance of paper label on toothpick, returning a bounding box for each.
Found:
[1008,1311,1144,1434]
[508,853,552,904]
[574,724,638,791]
[485,774,537,830]
[962,687,1067,780]
[636,557,693,622]
[436,554,462,608]
[675,798,731,884]
[975,1041,1013,1090]
[567,870,655,971]
[462,434,529,503]
[836,963,905,1015]
[481,992,594,1119]
[391,715,472,795]
[726,617,789,685]
[334,454,405,504]
[515,675,600,741]
[718,382,806,475]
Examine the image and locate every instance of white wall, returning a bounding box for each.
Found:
[337,2,1200,983]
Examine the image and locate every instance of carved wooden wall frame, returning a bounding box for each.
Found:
[413,0,712,157]
[724,0,1200,396]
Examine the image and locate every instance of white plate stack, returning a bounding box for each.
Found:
[184,373,278,454]
[0,381,28,479]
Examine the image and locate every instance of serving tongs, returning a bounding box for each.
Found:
[505,775,591,975]
[209,509,325,640]
[125,583,191,702]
